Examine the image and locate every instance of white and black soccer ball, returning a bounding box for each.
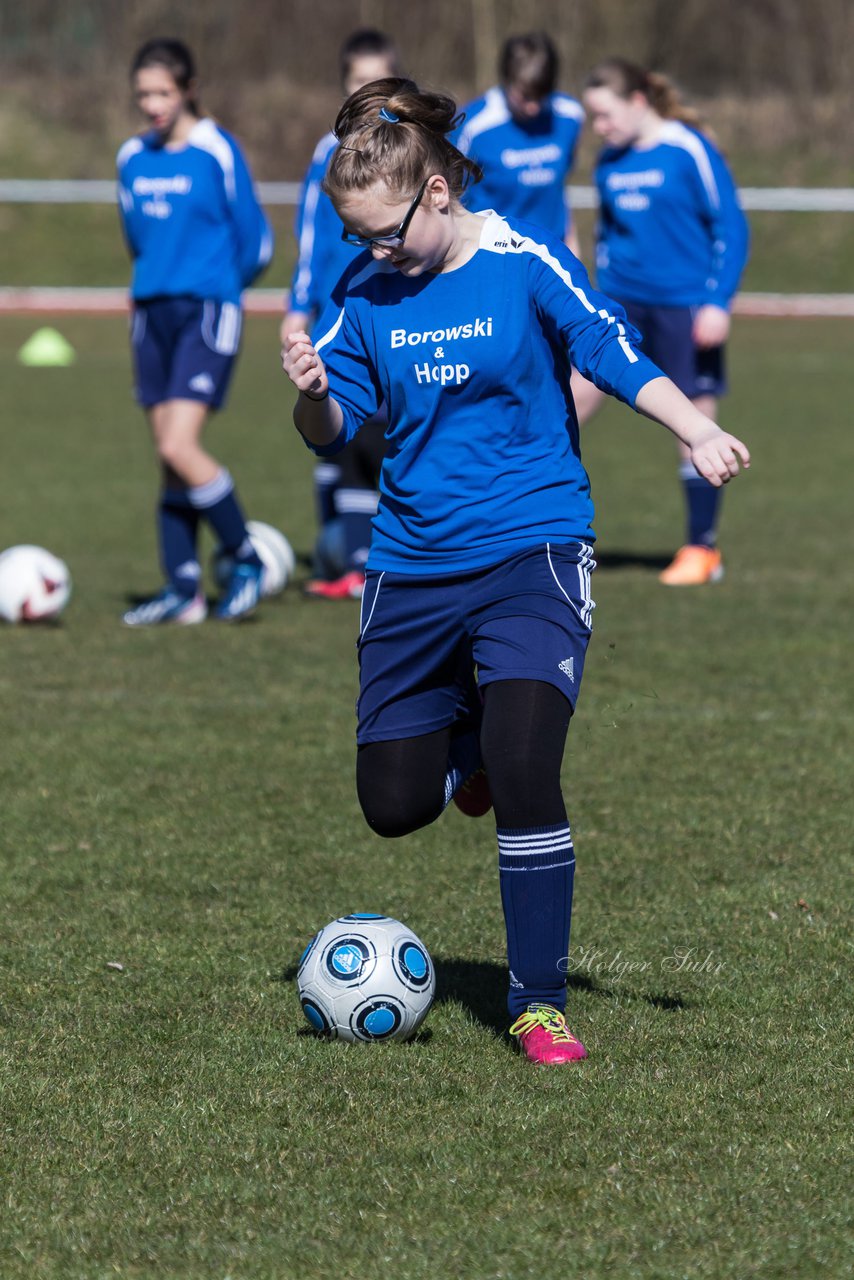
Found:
[297,914,435,1042]
[0,544,72,623]
[212,520,295,598]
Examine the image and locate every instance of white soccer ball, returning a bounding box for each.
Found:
[0,544,72,623]
[297,914,435,1042]
[212,520,295,598]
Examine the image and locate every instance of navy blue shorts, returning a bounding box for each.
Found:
[620,299,727,401]
[130,297,242,409]
[356,542,596,744]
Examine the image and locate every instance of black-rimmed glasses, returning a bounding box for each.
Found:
[340,179,429,248]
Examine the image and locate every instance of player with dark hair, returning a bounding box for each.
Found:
[282,77,750,1063]
[453,32,584,254]
[282,29,402,600]
[579,58,750,585]
[118,38,273,624]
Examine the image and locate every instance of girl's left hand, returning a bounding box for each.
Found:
[692,305,730,349]
[691,429,751,486]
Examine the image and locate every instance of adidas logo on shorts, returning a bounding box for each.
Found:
[558,657,575,683]
[188,372,215,395]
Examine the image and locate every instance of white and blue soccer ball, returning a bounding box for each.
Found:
[212,520,295,598]
[0,544,72,623]
[297,914,435,1042]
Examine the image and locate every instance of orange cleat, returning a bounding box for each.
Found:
[659,545,724,586]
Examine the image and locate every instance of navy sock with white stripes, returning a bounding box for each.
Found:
[335,486,379,573]
[680,461,722,548]
[498,822,575,1019]
[314,462,341,528]
[188,469,262,565]
[158,488,201,597]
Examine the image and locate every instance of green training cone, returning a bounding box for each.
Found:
[17,327,77,367]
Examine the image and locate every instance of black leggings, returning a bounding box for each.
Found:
[356,679,572,837]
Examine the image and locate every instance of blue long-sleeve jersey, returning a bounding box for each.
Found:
[452,88,584,240]
[289,131,361,319]
[308,211,664,574]
[117,119,273,304]
[594,121,749,309]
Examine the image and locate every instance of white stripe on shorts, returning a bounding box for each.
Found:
[215,302,241,355]
[358,571,385,641]
[546,542,596,631]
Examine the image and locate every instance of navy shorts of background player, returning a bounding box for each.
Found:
[131,296,241,409]
[621,300,726,402]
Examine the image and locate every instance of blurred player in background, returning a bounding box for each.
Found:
[453,31,584,254]
[118,38,273,624]
[282,78,750,1064]
[282,29,401,600]
[579,58,750,585]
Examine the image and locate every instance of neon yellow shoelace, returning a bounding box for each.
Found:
[509,1005,579,1044]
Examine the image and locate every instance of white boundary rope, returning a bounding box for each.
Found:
[2,287,854,317]
[2,180,854,212]
[3,182,851,316]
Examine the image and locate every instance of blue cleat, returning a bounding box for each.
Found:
[215,560,264,621]
[122,588,207,627]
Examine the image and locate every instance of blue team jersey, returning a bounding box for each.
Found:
[117,119,273,304]
[453,87,584,239]
[594,121,749,309]
[309,211,663,575]
[289,131,362,319]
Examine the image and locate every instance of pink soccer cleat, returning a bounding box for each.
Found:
[509,1004,588,1064]
[304,571,365,600]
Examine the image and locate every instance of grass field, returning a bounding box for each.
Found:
[1,313,852,1279]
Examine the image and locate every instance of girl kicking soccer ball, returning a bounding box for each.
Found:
[282,79,750,1064]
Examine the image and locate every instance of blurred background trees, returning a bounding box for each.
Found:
[1,0,853,180]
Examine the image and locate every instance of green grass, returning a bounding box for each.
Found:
[1,315,853,1279]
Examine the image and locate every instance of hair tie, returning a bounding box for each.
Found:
[378,106,400,123]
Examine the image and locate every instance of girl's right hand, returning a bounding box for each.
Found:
[281,331,329,401]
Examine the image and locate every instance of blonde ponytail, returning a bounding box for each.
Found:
[324,77,482,203]
[644,70,704,129]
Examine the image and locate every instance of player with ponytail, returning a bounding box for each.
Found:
[580,58,750,585]
[282,78,750,1064]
